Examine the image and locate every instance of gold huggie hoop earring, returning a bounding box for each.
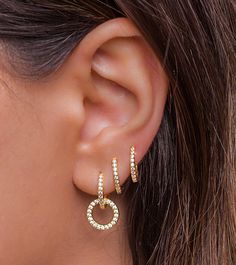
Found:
[87,172,119,230]
[130,145,138,182]
[112,157,122,194]
[98,172,105,209]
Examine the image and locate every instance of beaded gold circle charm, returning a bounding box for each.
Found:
[87,172,119,230]
[87,198,119,230]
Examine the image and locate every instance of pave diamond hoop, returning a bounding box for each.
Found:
[112,157,122,194]
[98,172,105,209]
[130,145,138,182]
[87,172,119,230]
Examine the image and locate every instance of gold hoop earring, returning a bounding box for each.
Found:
[112,157,122,194]
[130,145,138,182]
[97,172,106,209]
[87,172,119,230]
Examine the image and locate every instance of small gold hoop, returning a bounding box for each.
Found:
[87,198,119,230]
[98,172,105,209]
[112,157,122,194]
[130,145,138,182]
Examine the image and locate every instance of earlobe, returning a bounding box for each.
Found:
[68,17,169,195]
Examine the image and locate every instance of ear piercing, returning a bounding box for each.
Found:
[130,145,138,182]
[87,145,139,230]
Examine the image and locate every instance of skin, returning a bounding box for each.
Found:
[0,18,169,265]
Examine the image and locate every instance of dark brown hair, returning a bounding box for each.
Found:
[0,1,235,264]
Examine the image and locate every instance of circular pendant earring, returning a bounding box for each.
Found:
[87,172,119,230]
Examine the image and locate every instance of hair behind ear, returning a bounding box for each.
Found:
[117,1,236,264]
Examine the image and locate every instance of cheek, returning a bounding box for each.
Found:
[0,83,83,264]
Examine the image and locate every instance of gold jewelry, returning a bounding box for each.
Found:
[87,172,119,230]
[98,172,105,209]
[130,145,138,182]
[112,157,122,194]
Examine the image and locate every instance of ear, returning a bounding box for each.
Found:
[69,18,169,195]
